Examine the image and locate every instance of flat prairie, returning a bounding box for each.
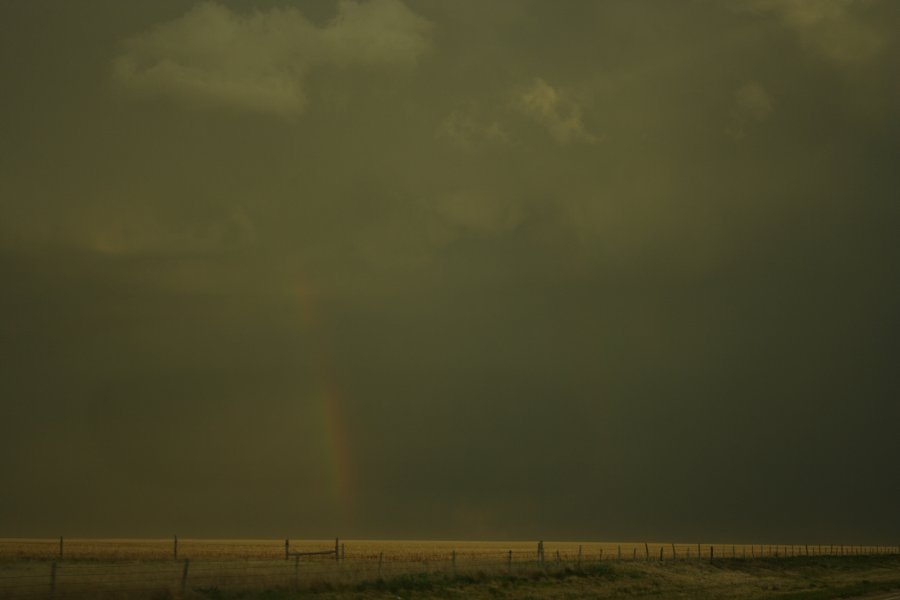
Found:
[1,539,898,599]
[2,537,877,561]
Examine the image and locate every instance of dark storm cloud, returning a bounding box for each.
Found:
[1,0,899,542]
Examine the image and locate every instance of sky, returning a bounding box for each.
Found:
[1,0,899,544]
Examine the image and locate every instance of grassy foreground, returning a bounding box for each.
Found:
[185,555,900,600]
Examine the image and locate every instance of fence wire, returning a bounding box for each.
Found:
[1,540,898,599]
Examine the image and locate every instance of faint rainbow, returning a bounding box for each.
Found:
[295,283,355,521]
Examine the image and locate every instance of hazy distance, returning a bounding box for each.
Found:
[1,1,899,543]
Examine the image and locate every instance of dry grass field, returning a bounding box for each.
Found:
[2,538,889,561]
[0,539,898,599]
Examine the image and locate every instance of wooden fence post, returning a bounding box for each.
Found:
[341,543,345,562]
[555,550,560,564]
[617,545,621,561]
[697,544,701,560]
[285,539,289,560]
[644,543,649,561]
[578,545,583,567]
[732,545,736,558]
[50,561,57,596]
[671,543,677,560]
[659,547,664,562]
[180,559,190,595]
[174,535,178,560]
[59,537,63,560]
[632,547,637,560]
[335,538,340,562]
[508,550,512,569]
[452,549,457,571]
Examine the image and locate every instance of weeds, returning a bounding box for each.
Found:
[1,549,897,599]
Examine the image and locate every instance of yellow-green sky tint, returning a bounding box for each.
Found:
[1,0,899,542]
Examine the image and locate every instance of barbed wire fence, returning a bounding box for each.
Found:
[1,539,898,599]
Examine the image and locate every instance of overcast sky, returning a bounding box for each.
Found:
[2,0,899,543]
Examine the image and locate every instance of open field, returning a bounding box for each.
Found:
[3,538,895,561]
[0,539,898,599]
